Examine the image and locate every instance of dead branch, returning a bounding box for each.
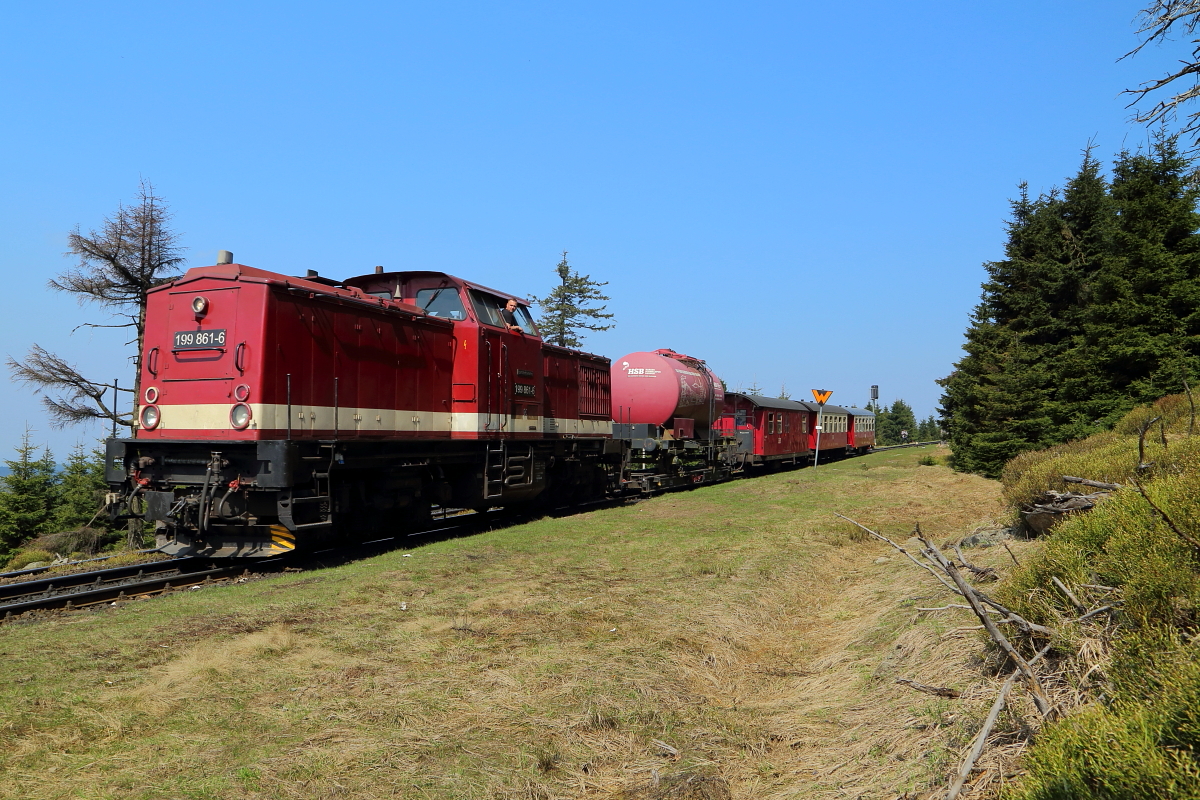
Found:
[953,543,999,581]
[1002,541,1021,567]
[833,513,961,596]
[895,678,960,698]
[1185,373,1196,437]
[917,604,999,614]
[1074,605,1117,623]
[7,344,134,429]
[1051,577,1088,615]
[1129,476,1200,551]
[1138,416,1162,472]
[944,644,1053,800]
[917,526,1054,718]
[1062,476,1122,490]
[836,513,1052,635]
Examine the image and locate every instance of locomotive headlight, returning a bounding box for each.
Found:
[141,405,161,430]
[191,296,209,315]
[233,383,251,402]
[230,403,252,429]
[144,386,159,403]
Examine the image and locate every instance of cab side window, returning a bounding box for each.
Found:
[468,290,503,327]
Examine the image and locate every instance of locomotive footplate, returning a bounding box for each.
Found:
[157,524,297,559]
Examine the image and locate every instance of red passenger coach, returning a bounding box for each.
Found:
[847,407,876,453]
[716,394,876,466]
[108,260,618,558]
[716,393,812,467]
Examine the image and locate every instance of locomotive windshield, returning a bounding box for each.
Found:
[415,287,467,320]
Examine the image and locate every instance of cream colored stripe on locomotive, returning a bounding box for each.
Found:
[153,403,612,436]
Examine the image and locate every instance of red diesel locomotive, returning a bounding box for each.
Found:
[108,258,618,557]
[105,257,874,558]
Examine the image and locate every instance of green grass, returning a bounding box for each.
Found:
[0,446,1006,799]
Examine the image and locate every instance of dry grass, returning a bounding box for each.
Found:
[0,445,1018,799]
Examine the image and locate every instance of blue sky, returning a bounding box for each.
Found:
[0,1,1187,457]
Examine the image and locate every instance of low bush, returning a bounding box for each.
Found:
[997,393,1200,798]
[5,548,56,571]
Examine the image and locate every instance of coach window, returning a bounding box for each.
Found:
[415,288,468,320]
[784,414,790,433]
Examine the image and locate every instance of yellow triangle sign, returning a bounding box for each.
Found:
[811,389,833,405]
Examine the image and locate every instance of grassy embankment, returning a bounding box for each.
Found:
[993,394,1200,798]
[0,447,1011,799]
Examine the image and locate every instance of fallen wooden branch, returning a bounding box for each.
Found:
[1062,476,1122,490]
[1002,541,1021,567]
[1129,477,1200,552]
[917,604,999,614]
[1073,605,1116,623]
[954,543,999,581]
[1051,577,1087,615]
[896,678,960,698]
[917,526,1054,718]
[834,513,1052,636]
[944,644,1052,800]
[832,513,961,596]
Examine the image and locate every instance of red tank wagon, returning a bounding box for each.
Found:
[609,349,735,492]
[106,260,618,557]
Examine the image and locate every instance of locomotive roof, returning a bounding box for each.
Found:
[730,393,872,416]
[161,263,432,318]
[344,270,532,306]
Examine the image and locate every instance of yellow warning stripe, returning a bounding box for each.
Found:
[269,524,296,552]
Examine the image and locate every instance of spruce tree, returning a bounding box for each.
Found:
[876,400,917,445]
[55,443,108,532]
[1086,133,1200,419]
[532,252,615,348]
[0,430,59,556]
[940,150,1121,476]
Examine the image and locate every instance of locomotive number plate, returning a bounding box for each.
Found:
[513,383,536,397]
[173,329,227,349]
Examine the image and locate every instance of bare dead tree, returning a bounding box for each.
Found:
[7,180,184,429]
[1122,2,1200,138]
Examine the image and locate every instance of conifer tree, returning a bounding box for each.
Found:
[876,400,917,445]
[532,252,615,348]
[0,430,59,556]
[55,443,108,533]
[1085,133,1200,419]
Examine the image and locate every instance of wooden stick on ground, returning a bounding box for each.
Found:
[1062,476,1122,490]
[895,679,960,698]
[832,513,961,596]
[1051,576,1087,614]
[917,526,1054,718]
[944,644,1053,800]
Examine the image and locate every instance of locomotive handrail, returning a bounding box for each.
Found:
[235,342,246,373]
[147,347,160,375]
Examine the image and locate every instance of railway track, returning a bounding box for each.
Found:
[0,507,532,620]
[1,446,937,620]
[0,557,266,619]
